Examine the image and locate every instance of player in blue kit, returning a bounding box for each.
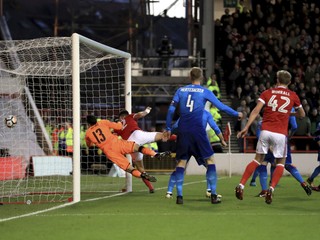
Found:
[249,111,312,197]
[306,123,320,190]
[164,67,242,204]
[165,109,227,201]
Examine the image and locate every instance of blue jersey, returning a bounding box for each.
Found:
[166,84,237,163]
[172,110,221,135]
[166,84,238,132]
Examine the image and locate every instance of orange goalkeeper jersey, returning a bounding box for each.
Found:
[85,119,135,170]
[85,120,122,148]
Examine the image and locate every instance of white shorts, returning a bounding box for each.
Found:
[128,130,158,161]
[256,130,287,158]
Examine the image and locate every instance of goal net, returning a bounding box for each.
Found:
[0,33,132,204]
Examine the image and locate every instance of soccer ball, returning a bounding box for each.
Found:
[5,115,17,128]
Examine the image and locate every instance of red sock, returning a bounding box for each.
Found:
[240,160,260,185]
[169,134,177,141]
[270,164,284,189]
[142,178,154,190]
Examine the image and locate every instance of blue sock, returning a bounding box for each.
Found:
[310,166,320,181]
[259,165,268,191]
[270,165,276,182]
[206,164,217,195]
[285,164,304,183]
[206,180,210,192]
[251,168,259,182]
[167,171,176,193]
[175,167,185,197]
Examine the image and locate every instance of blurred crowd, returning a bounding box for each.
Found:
[207,0,320,151]
[44,1,320,157]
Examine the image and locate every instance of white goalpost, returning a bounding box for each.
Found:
[0,33,132,204]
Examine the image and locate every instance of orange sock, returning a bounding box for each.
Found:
[140,147,156,157]
[240,160,260,185]
[270,164,284,189]
[131,169,142,178]
[142,178,154,190]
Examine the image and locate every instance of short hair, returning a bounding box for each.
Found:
[87,115,97,125]
[189,67,203,82]
[119,110,129,118]
[276,70,292,85]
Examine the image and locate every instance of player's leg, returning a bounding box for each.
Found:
[206,157,221,204]
[194,133,220,204]
[268,159,285,189]
[175,160,187,204]
[285,163,312,195]
[235,158,260,200]
[173,132,194,204]
[235,132,270,200]
[266,159,285,204]
[285,157,304,184]
[204,167,222,199]
[257,163,268,197]
[131,130,176,145]
[127,132,169,157]
[235,153,265,200]
[166,170,176,198]
[259,150,275,196]
[133,152,155,193]
[269,164,276,182]
[111,140,157,181]
[130,130,159,144]
[108,153,157,182]
[127,133,159,192]
[132,144,170,158]
[264,133,289,204]
[237,160,260,194]
[307,165,320,187]
[284,145,311,195]
[250,168,259,186]
[206,178,210,196]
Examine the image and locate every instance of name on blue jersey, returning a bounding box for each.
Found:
[181,88,204,93]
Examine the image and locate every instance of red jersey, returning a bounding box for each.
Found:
[259,86,301,135]
[116,113,141,140]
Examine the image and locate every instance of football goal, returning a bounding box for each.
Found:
[0,33,132,204]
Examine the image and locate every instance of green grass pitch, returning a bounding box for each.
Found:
[1,175,320,240]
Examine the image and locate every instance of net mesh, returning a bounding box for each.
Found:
[0,36,128,204]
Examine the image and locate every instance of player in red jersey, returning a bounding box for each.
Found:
[235,70,305,204]
[115,107,173,193]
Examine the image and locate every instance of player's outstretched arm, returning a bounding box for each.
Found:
[237,101,264,139]
[207,90,239,118]
[217,133,227,147]
[290,107,305,119]
[133,106,152,119]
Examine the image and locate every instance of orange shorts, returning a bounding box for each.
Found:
[101,138,135,171]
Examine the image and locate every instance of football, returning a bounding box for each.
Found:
[5,115,17,128]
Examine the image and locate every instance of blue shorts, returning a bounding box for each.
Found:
[176,129,214,166]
